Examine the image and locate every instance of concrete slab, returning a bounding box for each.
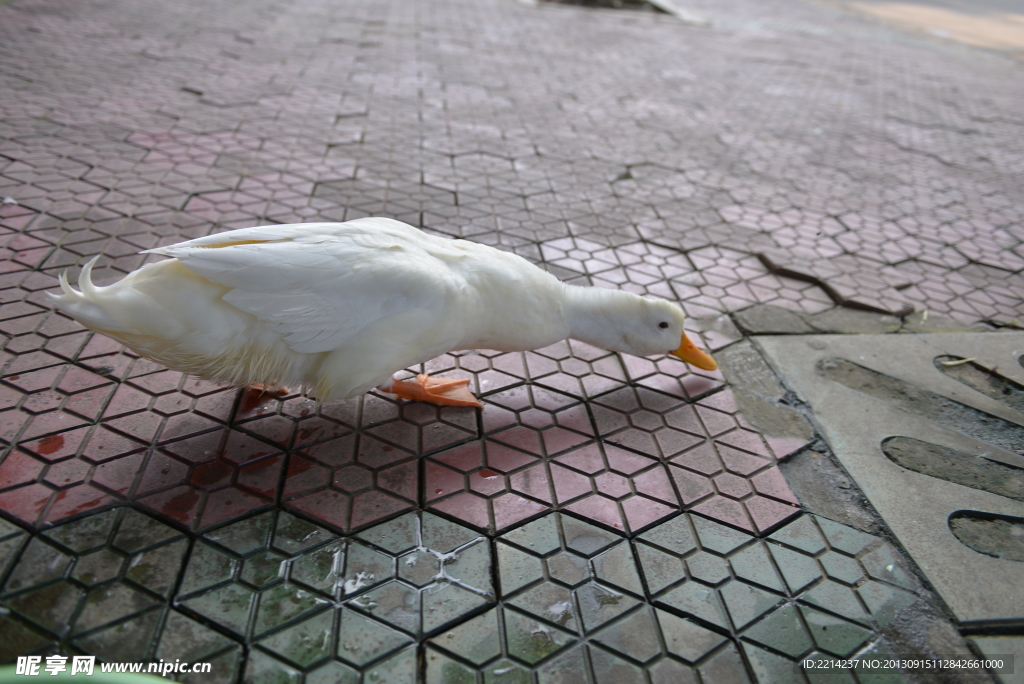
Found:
[758,332,1024,624]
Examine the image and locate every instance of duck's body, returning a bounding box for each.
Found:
[49,218,715,405]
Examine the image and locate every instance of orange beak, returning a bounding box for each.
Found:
[671,332,717,371]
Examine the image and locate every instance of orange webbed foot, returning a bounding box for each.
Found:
[385,374,482,407]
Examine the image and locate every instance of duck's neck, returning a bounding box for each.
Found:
[563,285,640,353]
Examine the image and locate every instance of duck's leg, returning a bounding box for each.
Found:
[377,374,482,408]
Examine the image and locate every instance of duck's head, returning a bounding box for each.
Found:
[564,287,717,371]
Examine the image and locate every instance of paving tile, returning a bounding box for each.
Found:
[3,0,1021,676]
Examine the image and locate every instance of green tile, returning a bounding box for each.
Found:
[365,645,417,683]
[561,515,620,557]
[698,643,752,684]
[820,552,864,586]
[7,580,84,636]
[768,542,822,593]
[802,580,870,625]
[801,606,872,657]
[305,660,359,684]
[860,545,914,591]
[656,608,727,663]
[547,550,589,587]
[741,604,813,658]
[179,542,238,595]
[593,607,661,663]
[74,582,159,634]
[858,581,916,627]
[342,541,393,595]
[0,531,27,584]
[637,516,697,556]
[397,550,439,586]
[258,608,333,668]
[648,657,700,684]
[743,641,803,683]
[537,644,589,684]
[0,516,25,540]
[43,509,117,553]
[254,582,324,636]
[205,512,274,556]
[445,537,493,595]
[272,512,334,556]
[593,542,642,596]
[504,606,575,664]
[429,606,501,664]
[5,538,73,592]
[245,649,302,684]
[242,550,288,588]
[336,608,412,667]
[815,517,876,556]
[687,551,731,585]
[74,608,161,663]
[125,539,188,598]
[157,609,240,663]
[114,509,183,553]
[730,543,785,592]
[422,512,479,554]
[71,548,124,586]
[575,582,640,633]
[501,513,561,555]
[0,614,52,661]
[422,581,490,633]
[770,515,827,555]
[497,540,544,595]
[181,582,256,636]
[290,540,343,595]
[509,580,577,631]
[357,512,418,555]
[483,659,531,684]
[589,643,646,684]
[349,579,419,634]
[720,580,783,631]
[657,581,729,630]
[426,647,477,684]
[635,542,685,595]
[692,516,752,555]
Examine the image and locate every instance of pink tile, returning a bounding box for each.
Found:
[0,450,45,488]
[491,492,547,532]
[46,485,118,524]
[692,497,754,533]
[349,490,413,530]
[285,489,350,532]
[621,496,676,533]
[565,495,625,532]
[430,491,491,531]
[745,495,801,533]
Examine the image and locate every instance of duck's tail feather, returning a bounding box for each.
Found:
[47,257,135,334]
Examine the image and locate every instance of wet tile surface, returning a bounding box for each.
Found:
[1,506,923,682]
[1,0,1023,679]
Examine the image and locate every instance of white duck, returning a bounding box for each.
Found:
[49,218,716,407]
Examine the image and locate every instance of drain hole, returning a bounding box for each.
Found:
[949,511,1024,562]
[935,355,1024,414]
[817,358,1024,456]
[881,436,1023,502]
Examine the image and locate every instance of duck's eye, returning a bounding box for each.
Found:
[658,321,669,329]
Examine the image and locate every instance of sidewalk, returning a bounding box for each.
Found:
[0,0,1021,681]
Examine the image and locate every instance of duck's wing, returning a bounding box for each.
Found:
[146,219,468,354]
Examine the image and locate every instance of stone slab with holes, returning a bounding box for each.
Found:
[757,332,1024,624]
